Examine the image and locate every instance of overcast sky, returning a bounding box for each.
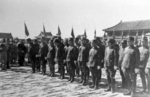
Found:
[1,0,150,39]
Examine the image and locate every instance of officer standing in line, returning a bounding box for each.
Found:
[54,38,65,79]
[87,39,101,89]
[74,38,80,77]
[39,37,48,75]
[104,38,118,93]
[145,46,150,93]
[17,40,27,66]
[66,38,76,83]
[135,37,149,93]
[118,40,127,88]
[121,37,139,97]
[46,38,55,77]
[78,37,89,85]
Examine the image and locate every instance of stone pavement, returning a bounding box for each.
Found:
[0,65,149,97]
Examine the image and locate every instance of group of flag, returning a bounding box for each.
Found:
[24,22,96,39]
[24,22,146,41]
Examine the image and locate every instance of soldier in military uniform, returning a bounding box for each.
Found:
[95,37,105,85]
[9,41,17,64]
[118,40,127,88]
[47,38,55,77]
[0,43,7,70]
[78,37,89,85]
[33,39,40,72]
[135,37,149,93]
[74,38,80,77]
[39,38,48,75]
[87,39,101,89]
[54,38,65,79]
[104,38,118,93]
[145,49,150,93]
[121,37,139,97]
[63,38,69,75]
[27,38,40,73]
[66,38,77,83]
[17,40,27,66]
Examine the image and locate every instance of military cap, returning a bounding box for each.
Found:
[81,36,86,41]
[53,38,60,43]
[141,36,148,42]
[107,38,115,44]
[27,38,31,42]
[68,37,74,42]
[92,39,97,44]
[121,40,127,44]
[127,36,134,41]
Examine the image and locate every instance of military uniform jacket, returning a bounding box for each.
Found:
[64,46,68,61]
[66,46,76,62]
[18,43,27,55]
[104,46,117,68]
[118,46,126,67]
[139,46,149,68]
[98,44,105,67]
[122,45,139,69]
[87,47,100,67]
[39,43,48,60]
[47,45,55,61]
[55,44,65,62]
[78,45,88,62]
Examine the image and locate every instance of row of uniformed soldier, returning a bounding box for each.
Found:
[26,35,150,97]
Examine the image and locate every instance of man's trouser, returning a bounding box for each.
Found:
[58,61,65,78]
[122,67,136,93]
[18,53,25,66]
[78,61,89,83]
[119,66,126,88]
[67,61,75,81]
[41,58,47,75]
[48,60,55,76]
[145,68,150,92]
[30,55,36,73]
[105,67,116,89]
[90,66,102,87]
[135,68,146,91]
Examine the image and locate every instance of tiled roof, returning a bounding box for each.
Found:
[103,20,150,32]
[0,33,13,39]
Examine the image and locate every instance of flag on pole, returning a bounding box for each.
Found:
[43,24,46,37]
[24,22,29,36]
[57,26,61,36]
[84,29,87,38]
[94,29,96,38]
[71,27,75,38]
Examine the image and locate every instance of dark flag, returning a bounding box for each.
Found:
[24,23,29,36]
[43,24,46,37]
[71,27,75,38]
[57,26,61,36]
[94,29,96,38]
[84,29,87,38]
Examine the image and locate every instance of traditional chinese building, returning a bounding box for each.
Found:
[35,31,53,39]
[103,20,150,41]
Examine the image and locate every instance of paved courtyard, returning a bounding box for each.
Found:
[0,65,149,97]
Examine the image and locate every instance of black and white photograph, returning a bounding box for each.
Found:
[0,0,150,97]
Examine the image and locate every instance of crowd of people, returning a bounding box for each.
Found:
[0,35,150,97]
